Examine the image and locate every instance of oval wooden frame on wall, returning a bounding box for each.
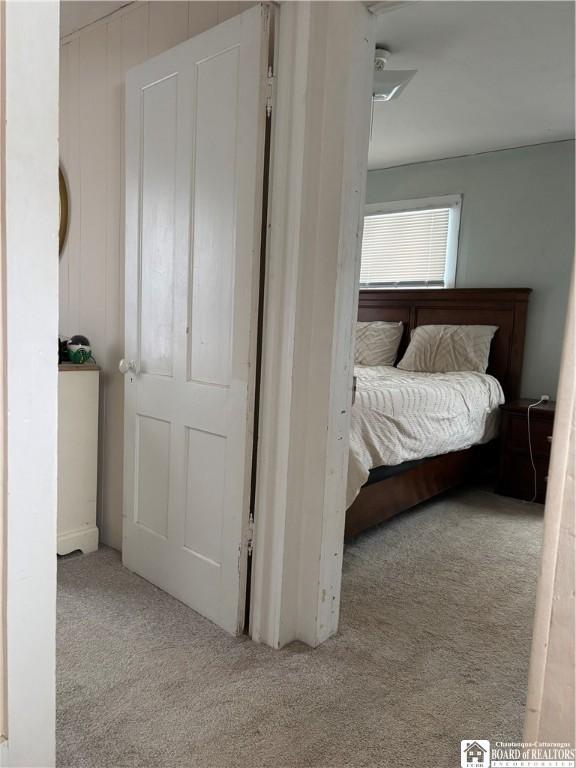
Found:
[59,166,69,256]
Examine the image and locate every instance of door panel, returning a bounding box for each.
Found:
[189,48,239,385]
[139,74,178,378]
[135,415,171,538]
[123,5,269,635]
[184,428,226,563]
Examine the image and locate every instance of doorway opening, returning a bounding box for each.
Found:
[341,0,574,748]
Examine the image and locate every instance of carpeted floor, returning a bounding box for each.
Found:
[57,488,543,768]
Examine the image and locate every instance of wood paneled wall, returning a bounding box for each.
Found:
[59,1,255,550]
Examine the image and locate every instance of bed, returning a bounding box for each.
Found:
[345,288,531,538]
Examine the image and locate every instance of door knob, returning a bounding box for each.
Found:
[119,358,136,375]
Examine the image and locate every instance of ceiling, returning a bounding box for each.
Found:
[59,2,574,168]
[60,1,132,38]
[369,1,575,169]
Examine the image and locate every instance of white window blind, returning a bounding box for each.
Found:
[360,207,452,288]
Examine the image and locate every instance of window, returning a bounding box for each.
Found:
[360,195,461,288]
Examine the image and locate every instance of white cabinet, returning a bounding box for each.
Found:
[58,365,99,555]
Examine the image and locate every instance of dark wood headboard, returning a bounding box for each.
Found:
[358,288,531,401]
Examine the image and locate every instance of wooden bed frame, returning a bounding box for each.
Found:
[345,287,531,538]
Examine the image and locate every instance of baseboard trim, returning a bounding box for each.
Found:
[57,526,99,556]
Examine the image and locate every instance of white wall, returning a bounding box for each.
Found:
[366,141,575,399]
[59,0,254,550]
[1,1,59,765]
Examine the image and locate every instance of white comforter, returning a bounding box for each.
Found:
[347,365,504,507]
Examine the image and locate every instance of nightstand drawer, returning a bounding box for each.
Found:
[506,413,553,457]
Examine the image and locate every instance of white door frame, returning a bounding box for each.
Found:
[250,1,375,648]
[0,1,59,766]
[524,267,576,741]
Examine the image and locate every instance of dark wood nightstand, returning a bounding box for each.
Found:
[497,399,556,503]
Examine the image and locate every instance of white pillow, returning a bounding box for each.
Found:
[397,324,498,374]
[355,321,404,366]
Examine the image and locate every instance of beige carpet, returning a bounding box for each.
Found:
[57,488,543,768]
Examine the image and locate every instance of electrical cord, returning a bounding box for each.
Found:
[527,397,546,502]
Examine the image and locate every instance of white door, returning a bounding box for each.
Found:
[122,5,270,635]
